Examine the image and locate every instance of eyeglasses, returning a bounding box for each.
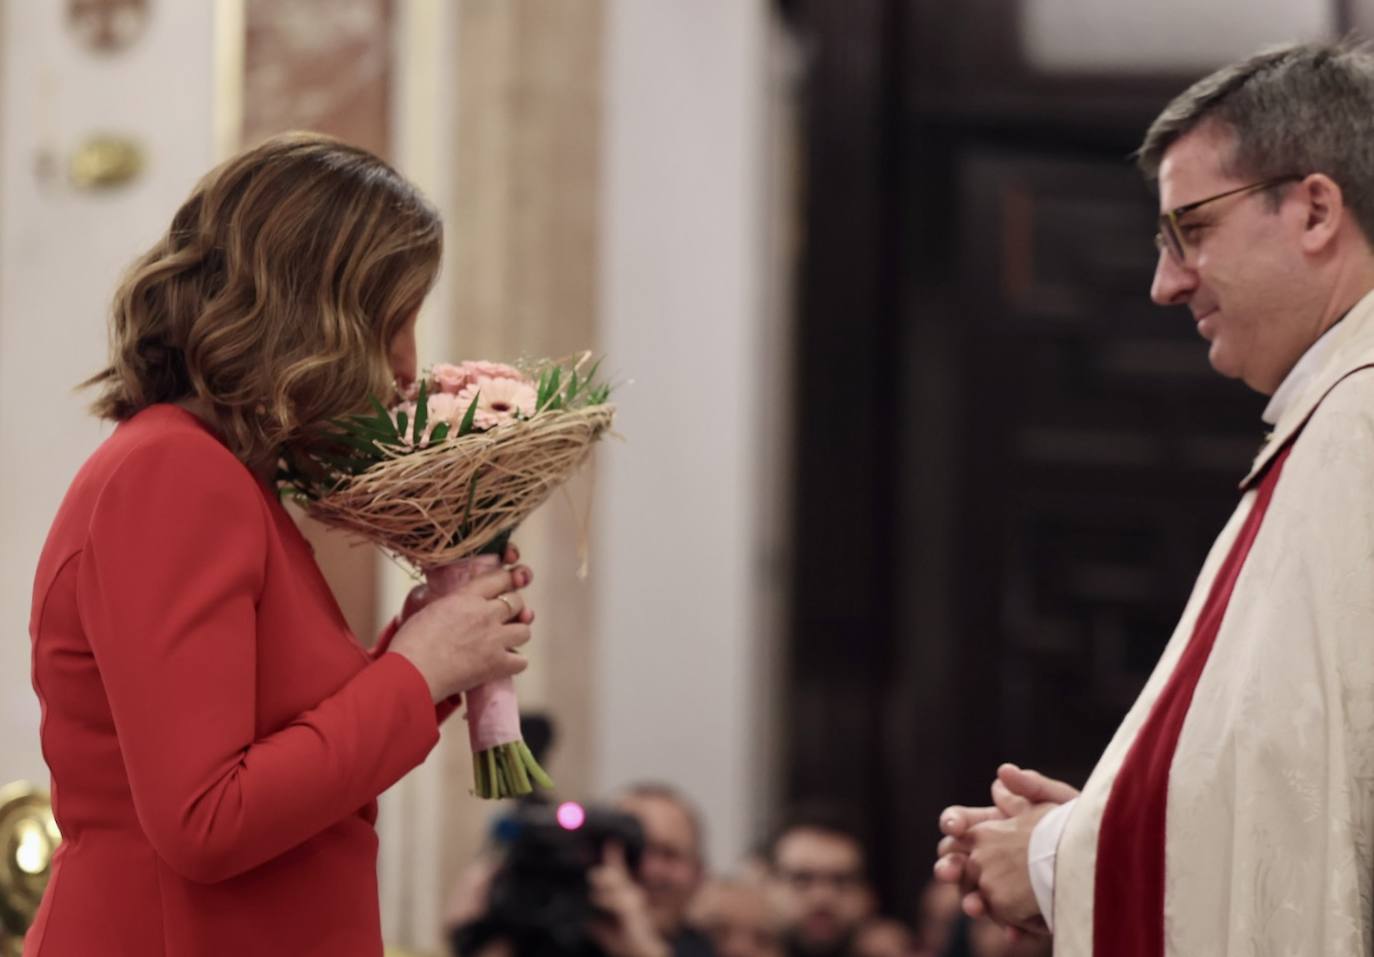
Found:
[1154,174,1305,265]
[774,867,866,892]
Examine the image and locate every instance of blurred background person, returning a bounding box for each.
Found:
[911,881,961,957]
[766,806,875,957]
[851,918,917,957]
[690,878,784,957]
[613,784,714,957]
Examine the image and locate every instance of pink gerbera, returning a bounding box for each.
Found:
[424,392,465,435]
[429,360,530,396]
[456,360,527,383]
[391,393,467,447]
[390,401,418,445]
[453,376,539,430]
[430,363,471,395]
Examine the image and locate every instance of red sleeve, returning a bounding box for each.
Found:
[372,615,402,657]
[373,617,463,724]
[77,436,440,884]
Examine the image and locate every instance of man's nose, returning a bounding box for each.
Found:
[1150,247,1198,306]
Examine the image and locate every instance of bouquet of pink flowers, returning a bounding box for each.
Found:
[279,354,614,798]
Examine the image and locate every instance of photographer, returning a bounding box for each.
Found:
[607,784,714,957]
[448,783,714,957]
[585,841,675,957]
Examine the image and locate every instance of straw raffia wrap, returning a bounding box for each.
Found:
[301,403,615,569]
[287,392,615,798]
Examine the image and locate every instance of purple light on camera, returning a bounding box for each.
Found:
[557,802,587,830]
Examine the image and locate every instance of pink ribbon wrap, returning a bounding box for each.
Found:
[424,555,523,752]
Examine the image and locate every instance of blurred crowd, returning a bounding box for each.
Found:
[444,761,1051,957]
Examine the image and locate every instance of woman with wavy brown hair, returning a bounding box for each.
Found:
[24,132,535,956]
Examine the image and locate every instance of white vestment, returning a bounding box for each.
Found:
[1050,291,1374,956]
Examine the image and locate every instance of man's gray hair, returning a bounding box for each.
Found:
[618,781,707,861]
[1138,39,1374,241]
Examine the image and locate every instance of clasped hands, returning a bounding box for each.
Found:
[932,763,1078,938]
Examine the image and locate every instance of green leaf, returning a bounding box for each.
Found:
[368,395,401,441]
[336,416,388,440]
[540,367,563,412]
[458,391,481,436]
[412,379,429,445]
[395,410,408,439]
[583,356,604,386]
[571,358,605,405]
[348,409,392,429]
[351,407,391,433]
[429,422,450,444]
[536,368,554,411]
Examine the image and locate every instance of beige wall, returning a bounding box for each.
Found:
[594,0,782,871]
[383,3,787,945]
[379,2,610,949]
[0,0,221,790]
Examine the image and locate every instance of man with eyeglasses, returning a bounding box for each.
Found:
[766,807,875,957]
[933,40,1374,956]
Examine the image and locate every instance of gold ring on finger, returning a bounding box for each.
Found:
[495,594,516,620]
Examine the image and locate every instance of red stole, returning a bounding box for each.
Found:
[1091,443,1293,956]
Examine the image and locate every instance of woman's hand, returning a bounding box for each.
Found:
[388,547,535,702]
[399,543,533,625]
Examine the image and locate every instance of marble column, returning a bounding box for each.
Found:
[435,0,607,914]
[240,0,395,646]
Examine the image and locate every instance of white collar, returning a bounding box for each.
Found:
[1262,323,1345,426]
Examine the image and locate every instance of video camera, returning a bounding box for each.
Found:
[451,800,646,957]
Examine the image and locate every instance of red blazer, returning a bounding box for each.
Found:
[25,405,440,956]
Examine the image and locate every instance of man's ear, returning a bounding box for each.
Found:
[1299,173,1346,255]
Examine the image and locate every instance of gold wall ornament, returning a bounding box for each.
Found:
[68,135,146,191]
[0,783,60,950]
[66,0,151,54]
